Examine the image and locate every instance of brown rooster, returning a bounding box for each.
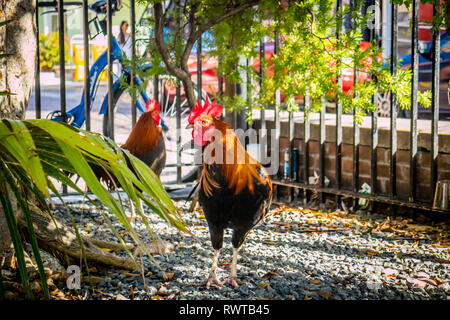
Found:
[93,99,166,188]
[187,100,272,288]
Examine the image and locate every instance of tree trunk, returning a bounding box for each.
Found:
[0,0,36,119]
[152,1,260,109]
[0,0,36,258]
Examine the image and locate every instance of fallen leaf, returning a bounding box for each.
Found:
[163,272,175,281]
[218,262,232,268]
[383,268,399,278]
[263,240,277,245]
[64,292,77,300]
[151,296,165,300]
[258,282,270,288]
[304,295,312,300]
[262,271,282,280]
[431,242,450,248]
[411,241,420,248]
[319,291,333,299]
[435,258,450,264]
[88,267,98,273]
[156,284,179,297]
[125,272,140,277]
[197,215,206,219]
[366,250,380,256]
[86,224,91,233]
[433,277,444,286]
[310,280,320,285]
[101,248,113,252]
[50,289,60,296]
[129,287,134,300]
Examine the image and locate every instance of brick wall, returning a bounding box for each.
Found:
[252,117,450,203]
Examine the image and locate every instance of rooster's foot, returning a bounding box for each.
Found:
[224,276,243,288]
[205,273,223,289]
[191,273,223,289]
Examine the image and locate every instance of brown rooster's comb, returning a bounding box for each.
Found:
[188,99,223,124]
[145,98,161,113]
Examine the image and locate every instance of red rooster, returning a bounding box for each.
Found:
[93,99,166,188]
[187,100,272,288]
[121,99,166,177]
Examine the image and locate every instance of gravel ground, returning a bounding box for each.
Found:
[49,198,450,300]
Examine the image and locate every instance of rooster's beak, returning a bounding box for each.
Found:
[185,123,194,129]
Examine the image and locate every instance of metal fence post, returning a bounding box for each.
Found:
[131,0,137,127]
[431,1,441,202]
[352,2,360,210]
[410,0,419,202]
[106,0,114,140]
[274,33,281,198]
[57,0,66,123]
[390,3,398,200]
[197,36,202,103]
[57,0,67,195]
[320,96,326,207]
[335,0,343,208]
[83,0,91,131]
[259,38,266,163]
[370,0,380,209]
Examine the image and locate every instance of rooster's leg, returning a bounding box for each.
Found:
[226,228,250,288]
[129,199,136,224]
[205,249,223,289]
[129,199,144,224]
[224,247,242,288]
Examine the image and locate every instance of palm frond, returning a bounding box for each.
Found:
[0,119,188,299]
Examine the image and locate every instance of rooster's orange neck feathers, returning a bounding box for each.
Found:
[201,118,271,196]
[121,112,161,157]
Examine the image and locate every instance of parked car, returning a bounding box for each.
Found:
[379,32,450,120]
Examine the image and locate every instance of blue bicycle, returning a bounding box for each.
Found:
[46,0,209,183]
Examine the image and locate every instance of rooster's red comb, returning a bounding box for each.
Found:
[146,98,160,113]
[188,99,223,124]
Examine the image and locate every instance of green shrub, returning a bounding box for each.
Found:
[39,33,69,71]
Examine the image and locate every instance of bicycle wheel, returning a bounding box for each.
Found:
[103,74,209,184]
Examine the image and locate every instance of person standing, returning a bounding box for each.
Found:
[115,20,131,76]
[118,20,132,58]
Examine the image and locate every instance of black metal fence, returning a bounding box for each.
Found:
[260,0,448,214]
[33,0,448,214]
